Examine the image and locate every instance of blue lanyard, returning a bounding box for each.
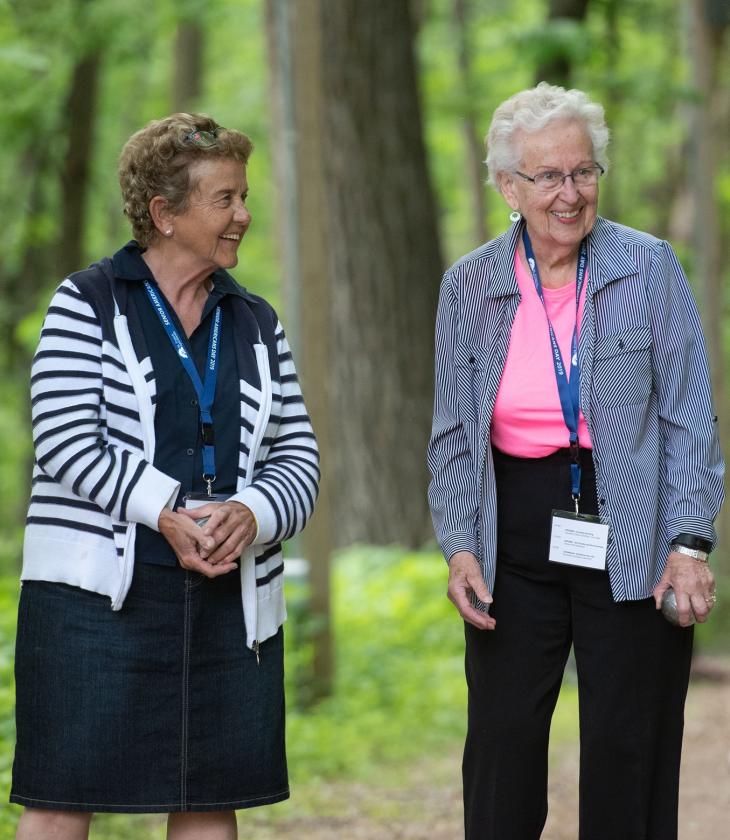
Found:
[143,280,222,495]
[522,229,588,510]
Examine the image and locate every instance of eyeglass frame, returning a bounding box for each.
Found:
[183,127,226,148]
[513,163,605,191]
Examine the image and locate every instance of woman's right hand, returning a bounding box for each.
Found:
[157,508,239,577]
[448,551,496,630]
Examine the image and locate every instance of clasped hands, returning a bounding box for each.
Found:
[158,500,257,578]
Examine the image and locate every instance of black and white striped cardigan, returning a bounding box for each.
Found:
[428,216,724,603]
[23,257,319,650]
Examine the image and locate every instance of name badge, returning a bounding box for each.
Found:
[549,510,609,570]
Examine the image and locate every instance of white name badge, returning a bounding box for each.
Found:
[549,510,609,571]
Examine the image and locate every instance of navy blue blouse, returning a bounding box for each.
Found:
[112,241,252,566]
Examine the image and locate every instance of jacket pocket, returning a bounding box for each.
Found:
[454,346,491,424]
[592,326,652,406]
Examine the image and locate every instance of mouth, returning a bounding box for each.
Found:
[551,209,582,221]
[219,233,242,241]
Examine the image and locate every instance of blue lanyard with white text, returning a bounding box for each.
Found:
[143,280,222,495]
[522,229,588,511]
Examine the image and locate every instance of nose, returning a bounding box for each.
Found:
[234,198,251,225]
[558,174,580,200]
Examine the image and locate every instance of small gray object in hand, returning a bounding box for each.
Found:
[196,516,211,528]
[660,588,695,626]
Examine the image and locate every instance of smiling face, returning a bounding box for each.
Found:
[167,157,251,274]
[500,119,599,257]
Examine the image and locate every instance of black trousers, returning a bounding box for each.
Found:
[463,449,693,840]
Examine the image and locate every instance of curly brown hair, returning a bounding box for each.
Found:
[118,113,253,247]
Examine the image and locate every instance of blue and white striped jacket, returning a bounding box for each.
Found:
[427,216,724,602]
[22,257,319,649]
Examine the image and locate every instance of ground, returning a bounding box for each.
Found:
[236,657,730,839]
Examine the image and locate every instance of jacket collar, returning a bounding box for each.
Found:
[483,221,522,298]
[484,216,638,298]
[586,217,640,291]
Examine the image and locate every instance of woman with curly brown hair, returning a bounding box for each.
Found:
[10,113,319,840]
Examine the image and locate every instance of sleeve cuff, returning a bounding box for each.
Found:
[228,486,277,544]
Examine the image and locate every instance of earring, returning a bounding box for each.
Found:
[509,211,521,223]
[165,229,173,236]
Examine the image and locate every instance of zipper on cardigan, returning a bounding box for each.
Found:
[253,640,260,664]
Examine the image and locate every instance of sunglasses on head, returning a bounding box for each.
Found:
[184,127,225,148]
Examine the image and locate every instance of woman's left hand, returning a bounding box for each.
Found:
[178,501,257,566]
[653,552,716,626]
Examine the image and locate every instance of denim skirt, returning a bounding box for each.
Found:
[11,563,288,813]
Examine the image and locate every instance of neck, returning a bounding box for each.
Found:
[142,243,213,336]
[521,229,581,289]
[142,245,212,309]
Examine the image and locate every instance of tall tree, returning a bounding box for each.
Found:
[58,52,101,279]
[269,0,443,549]
[453,0,489,245]
[266,0,443,695]
[536,0,591,85]
[173,21,204,111]
[689,0,729,560]
[267,0,333,701]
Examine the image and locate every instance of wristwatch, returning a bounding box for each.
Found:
[670,544,709,563]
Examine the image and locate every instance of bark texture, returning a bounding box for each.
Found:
[318,0,443,547]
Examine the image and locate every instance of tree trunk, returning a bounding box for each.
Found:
[266,0,333,700]
[59,53,101,279]
[689,0,728,563]
[536,0,591,86]
[319,0,443,547]
[173,21,204,111]
[268,0,442,548]
[453,0,489,246]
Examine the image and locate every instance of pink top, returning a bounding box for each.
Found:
[491,250,592,457]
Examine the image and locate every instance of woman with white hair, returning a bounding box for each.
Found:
[427,82,723,839]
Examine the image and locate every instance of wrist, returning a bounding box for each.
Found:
[670,543,709,564]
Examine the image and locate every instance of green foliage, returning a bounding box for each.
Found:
[285,547,468,779]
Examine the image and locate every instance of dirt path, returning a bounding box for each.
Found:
[239,659,730,839]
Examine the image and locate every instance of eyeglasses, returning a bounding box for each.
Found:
[514,164,605,192]
[184,127,225,148]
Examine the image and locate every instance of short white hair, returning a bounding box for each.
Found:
[485,82,610,189]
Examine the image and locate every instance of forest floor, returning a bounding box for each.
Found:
[238,656,730,840]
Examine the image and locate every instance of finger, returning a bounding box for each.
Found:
[652,578,670,609]
[673,590,695,627]
[448,585,496,630]
[463,608,497,630]
[181,554,238,578]
[468,573,493,605]
[203,520,256,563]
[690,592,710,623]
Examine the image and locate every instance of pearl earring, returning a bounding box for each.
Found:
[509,211,521,223]
[165,229,173,236]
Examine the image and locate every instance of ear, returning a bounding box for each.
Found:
[148,195,175,237]
[498,172,520,212]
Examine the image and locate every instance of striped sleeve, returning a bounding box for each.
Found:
[648,242,724,544]
[30,281,180,529]
[426,273,480,561]
[232,322,320,544]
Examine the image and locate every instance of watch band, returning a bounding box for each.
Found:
[671,532,712,553]
[670,543,709,563]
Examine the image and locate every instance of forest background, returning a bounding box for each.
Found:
[0,0,728,837]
